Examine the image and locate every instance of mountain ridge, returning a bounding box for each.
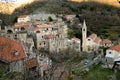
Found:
[0,0,46,14]
[69,0,120,7]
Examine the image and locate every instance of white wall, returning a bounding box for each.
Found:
[106,49,120,59]
[18,16,31,23]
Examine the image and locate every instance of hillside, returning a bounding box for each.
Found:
[0,0,120,40]
[70,0,120,7]
[0,0,46,14]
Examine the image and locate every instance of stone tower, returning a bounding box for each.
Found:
[82,20,87,52]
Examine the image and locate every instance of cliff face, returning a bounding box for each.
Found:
[70,0,120,7]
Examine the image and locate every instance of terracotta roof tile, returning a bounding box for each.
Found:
[44,34,54,39]
[33,24,52,31]
[88,34,97,40]
[14,22,30,28]
[0,36,26,62]
[18,15,28,18]
[24,58,38,69]
[109,45,120,52]
[43,64,48,70]
[36,24,52,28]
[101,39,112,44]
[94,37,101,44]
[71,37,80,41]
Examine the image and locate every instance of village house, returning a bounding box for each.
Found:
[14,22,30,32]
[100,39,113,48]
[44,33,55,53]
[24,58,38,77]
[0,36,27,73]
[68,37,81,52]
[105,45,120,68]
[22,34,35,59]
[17,15,31,23]
[33,21,53,34]
[32,20,68,53]
[37,54,52,77]
[65,15,76,22]
[14,15,32,34]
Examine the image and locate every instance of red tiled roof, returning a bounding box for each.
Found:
[44,34,54,39]
[0,36,26,62]
[109,45,120,52]
[71,37,80,41]
[32,27,40,31]
[18,15,28,18]
[65,15,75,20]
[94,37,101,44]
[43,64,48,70]
[101,39,112,44]
[88,34,97,40]
[36,24,52,28]
[14,22,30,28]
[32,24,52,31]
[34,21,42,25]
[24,58,38,69]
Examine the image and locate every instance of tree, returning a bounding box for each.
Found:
[48,16,53,22]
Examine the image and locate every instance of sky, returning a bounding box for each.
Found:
[0,0,17,2]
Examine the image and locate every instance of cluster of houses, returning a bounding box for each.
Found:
[0,13,120,78]
[0,14,81,78]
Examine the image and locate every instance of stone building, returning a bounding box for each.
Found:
[68,37,81,52]
[0,36,27,72]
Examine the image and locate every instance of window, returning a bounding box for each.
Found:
[109,52,112,54]
[36,31,40,33]
[44,42,45,45]
[7,30,13,34]
[83,28,85,31]
[88,39,91,41]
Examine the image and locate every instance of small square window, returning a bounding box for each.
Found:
[83,29,85,31]
[88,39,91,41]
[109,52,111,54]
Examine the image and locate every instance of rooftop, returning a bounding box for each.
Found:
[14,22,30,28]
[24,58,38,69]
[109,45,120,52]
[101,39,112,44]
[18,15,28,18]
[88,33,97,40]
[0,36,26,62]
[71,37,80,41]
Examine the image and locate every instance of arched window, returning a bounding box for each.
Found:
[7,30,13,34]
[36,31,40,33]
[21,27,25,31]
